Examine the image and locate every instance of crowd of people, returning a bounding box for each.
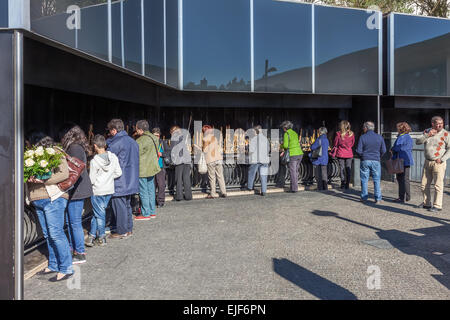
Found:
[25,116,449,282]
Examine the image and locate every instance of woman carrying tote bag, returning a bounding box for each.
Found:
[391,122,414,203]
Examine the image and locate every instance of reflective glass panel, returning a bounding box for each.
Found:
[166,0,178,87]
[394,14,450,96]
[30,0,76,47]
[315,5,379,94]
[183,0,250,91]
[78,3,108,60]
[254,0,312,93]
[144,0,164,83]
[0,0,8,27]
[123,0,142,73]
[112,0,123,66]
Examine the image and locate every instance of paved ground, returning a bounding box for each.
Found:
[25,181,450,300]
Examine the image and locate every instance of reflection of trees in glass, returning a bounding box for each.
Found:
[32,0,107,17]
[185,77,251,91]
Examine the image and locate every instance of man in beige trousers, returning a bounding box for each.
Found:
[202,125,227,199]
[416,116,450,212]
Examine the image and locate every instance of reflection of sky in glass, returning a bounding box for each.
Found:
[0,1,7,27]
[144,0,164,82]
[166,0,178,87]
[78,5,108,60]
[123,0,142,73]
[183,0,250,90]
[315,6,378,66]
[254,0,311,78]
[394,14,450,49]
[112,1,122,66]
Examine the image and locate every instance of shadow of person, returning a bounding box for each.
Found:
[310,209,450,291]
[272,258,358,300]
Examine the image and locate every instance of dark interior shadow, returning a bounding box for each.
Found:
[310,209,450,291]
[273,258,358,300]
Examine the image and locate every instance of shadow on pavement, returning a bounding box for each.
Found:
[310,209,450,291]
[272,258,358,300]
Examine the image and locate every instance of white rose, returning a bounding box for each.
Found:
[35,147,44,156]
[40,160,48,168]
[25,150,34,158]
[25,158,35,167]
[46,147,56,155]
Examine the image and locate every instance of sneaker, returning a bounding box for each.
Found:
[85,235,96,247]
[96,236,107,246]
[261,192,266,196]
[72,253,86,265]
[220,194,227,198]
[150,215,157,219]
[417,203,432,209]
[428,207,442,213]
[374,200,383,205]
[108,233,126,239]
[134,215,151,221]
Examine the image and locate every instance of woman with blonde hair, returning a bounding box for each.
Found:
[331,120,355,189]
[391,122,414,203]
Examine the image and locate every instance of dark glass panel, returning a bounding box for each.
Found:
[112,0,123,66]
[183,0,250,92]
[78,4,108,60]
[394,14,450,96]
[166,0,178,87]
[254,0,312,93]
[0,0,8,27]
[315,5,379,94]
[144,0,164,83]
[123,0,142,73]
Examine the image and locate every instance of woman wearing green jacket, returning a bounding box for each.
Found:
[281,121,304,192]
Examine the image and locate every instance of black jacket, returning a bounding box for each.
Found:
[66,143,93,200]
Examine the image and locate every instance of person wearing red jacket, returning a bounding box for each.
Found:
[331,120,355,190]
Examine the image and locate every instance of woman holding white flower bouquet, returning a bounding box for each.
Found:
[26,133,74,282]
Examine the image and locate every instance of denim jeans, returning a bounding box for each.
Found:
[90,195,112,238]
[248,163,269,193]
[139,176,156,216]
[33,198,73,274]
[360,160,382,201]
[66,199,86,254]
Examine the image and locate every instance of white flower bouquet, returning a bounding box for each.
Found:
[24,146,63,183]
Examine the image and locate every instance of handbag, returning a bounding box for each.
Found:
[198,152,208,174]
[54,147,86,192]
[280,133,290,165]
[386,156,404,174]
[310,138,322,160]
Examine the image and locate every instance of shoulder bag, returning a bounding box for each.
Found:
[54,146,86,192]
[281,133,290,165]
[310,138,322,160]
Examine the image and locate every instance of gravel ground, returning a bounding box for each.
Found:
[25,181,450,300]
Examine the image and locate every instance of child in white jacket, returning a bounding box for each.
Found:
[86,135,122,246]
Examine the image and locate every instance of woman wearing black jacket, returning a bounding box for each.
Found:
[60,123,93,264]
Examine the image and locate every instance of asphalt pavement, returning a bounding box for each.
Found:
[24,181,450,300]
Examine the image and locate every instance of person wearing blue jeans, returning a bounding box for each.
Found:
[356,121,386,203]
[139,176,156,217]
[34,197,73,276]
[90,195,112,241]
[135,120,160,220]
[60,124,93,264]
[360,160,382,201]
[66,199,86,258]
[248,163,269,195]
[248,125,271,196]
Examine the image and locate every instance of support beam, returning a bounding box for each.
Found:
[0,30,16,300]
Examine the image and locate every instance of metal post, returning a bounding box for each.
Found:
[108,0,112,63]
[178,0,183,90]
[377,95,381,134]
[311,4,315,94]
[14,30,24,300]
[250,0,254,92]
